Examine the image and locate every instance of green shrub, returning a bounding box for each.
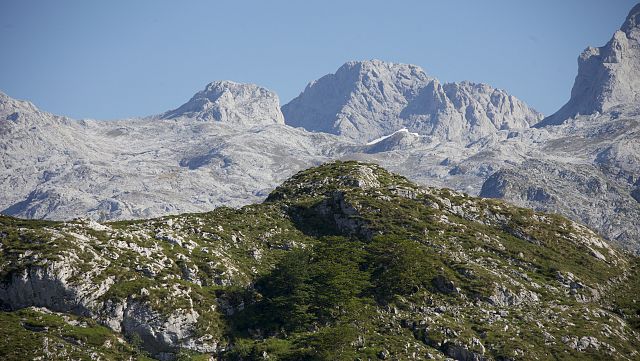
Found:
[366,236,431,301]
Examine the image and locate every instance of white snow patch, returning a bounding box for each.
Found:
[366,128,419,145]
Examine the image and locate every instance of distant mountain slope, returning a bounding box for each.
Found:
[0,89,351,221]
[1,5,640,254]
[282,59,542,143]
[1,161,638,360]
[159,80,285,125]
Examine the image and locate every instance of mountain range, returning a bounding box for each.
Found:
[1,4,640,255]
[2,4,640,361]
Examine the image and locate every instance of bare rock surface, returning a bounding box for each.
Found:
[160,80,285,125]
[537,3,640,127]
[282,59,542,143]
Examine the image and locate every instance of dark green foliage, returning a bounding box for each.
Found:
[240,237,370,333]
[366,236,432,302]
[253,248,315,331]
[306,238,370,322]
[226,338,294,360]
[287,324,359,361]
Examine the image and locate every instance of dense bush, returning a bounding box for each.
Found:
[366,236,432,302]
[248,237,370,333]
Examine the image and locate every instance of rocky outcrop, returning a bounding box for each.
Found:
[0,261,93,315]
[0,266,219,358]
[161,80,285,125]
[487,284,539,307]
[0,220,221,358]
[105,299,210,355]
[282,60,542,143]
[443,342,487,361]
[0,91,40,121]
[537,4,640,126]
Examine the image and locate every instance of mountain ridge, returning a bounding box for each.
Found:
[1,4,640,253]
[282,59,542,143]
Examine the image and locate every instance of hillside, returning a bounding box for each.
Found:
[1,161,639,360]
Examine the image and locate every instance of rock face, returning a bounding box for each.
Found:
[282,60,433,139]
[160,80,285,125]
[1,162,638,360]
[537,4,640,126]
[1,91,41,121]
[282,59,542,143]
[0,90,72,131]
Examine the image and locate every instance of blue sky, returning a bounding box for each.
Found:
[0,0,637,119]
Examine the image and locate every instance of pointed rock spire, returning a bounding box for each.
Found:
[537,4,640,127]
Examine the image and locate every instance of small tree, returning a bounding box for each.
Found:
[366,236,427,302]
[254,248,314,331]
[308,237,370,323]
[252,237,370,331]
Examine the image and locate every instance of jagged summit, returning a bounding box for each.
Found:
[282,60,432,138]
[0,91,40,118]
[622,3,640,35]
[0,91,67,129]
[537,4,640,127]
[160,80,285,125]
[282,59,542,143]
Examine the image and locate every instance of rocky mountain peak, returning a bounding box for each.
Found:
[161,80,285,126]
[283,60,432,138]
[0,90,10,103]
[621,3,640,37]
[537,4,640,127]
[0,91,66,130]
[337,59,432,84]
[283,60,541,143]
[0,91,40,120]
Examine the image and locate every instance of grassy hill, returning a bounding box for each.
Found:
[1,161,639,360]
